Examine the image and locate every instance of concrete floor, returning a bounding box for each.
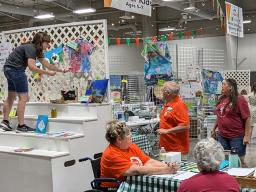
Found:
[188,138,256,168]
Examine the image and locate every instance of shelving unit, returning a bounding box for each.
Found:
[0,102,112,192]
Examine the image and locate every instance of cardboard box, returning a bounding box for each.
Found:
[165,152,181,163]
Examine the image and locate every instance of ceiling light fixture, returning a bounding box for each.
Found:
[73,8,96,14]
[184,6,196,11]
[34,13,55,19]
[159,27,176,32]
[243,20,252,24]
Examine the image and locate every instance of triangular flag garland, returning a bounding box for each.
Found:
[107,24,226,45]
[126,38,131,46]
[214,0,225,28]
[107,2,224,46]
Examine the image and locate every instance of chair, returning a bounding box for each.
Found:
[79,153,121,192]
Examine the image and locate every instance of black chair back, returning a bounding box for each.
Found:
[91,156,101,179]
[79,153,120,192]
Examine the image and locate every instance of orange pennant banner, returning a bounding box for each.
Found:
[104,0,112,7]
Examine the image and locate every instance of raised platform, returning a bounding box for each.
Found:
[0,102,111,192]
[0,146,69,158]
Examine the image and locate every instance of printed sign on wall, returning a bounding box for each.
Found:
[104,0,152,16]
[225,2,244,38]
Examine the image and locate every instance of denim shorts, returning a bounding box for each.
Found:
[217,133,246,156]
[3,66,28,93]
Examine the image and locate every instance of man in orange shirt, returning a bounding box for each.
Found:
[157,81,190,157]
[101,120,178,186]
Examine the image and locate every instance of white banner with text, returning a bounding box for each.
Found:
[104,0,152,16]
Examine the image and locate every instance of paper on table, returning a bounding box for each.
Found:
[172,171,198,181]
[227,168,255,177]
[151,171,186,178]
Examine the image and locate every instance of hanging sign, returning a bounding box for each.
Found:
[225,2,244,38]
[104,0,152,16]
[0,42,13,70]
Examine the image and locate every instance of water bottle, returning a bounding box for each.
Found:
[51,108,57,118]
[124,111,129,122]
[229,147,240,168]
[159,147,166,162]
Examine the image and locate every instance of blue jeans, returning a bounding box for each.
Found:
[217,133,246,156]
[4,66,28,93]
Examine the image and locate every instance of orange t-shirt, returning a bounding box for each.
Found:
[100,143,150,183]
[159,96,190,153]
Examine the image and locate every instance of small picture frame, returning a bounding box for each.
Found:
[36,115,49,134]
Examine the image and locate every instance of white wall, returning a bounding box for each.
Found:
[108,44,144,75]
[108,33,256,74]
[237,33,256,71]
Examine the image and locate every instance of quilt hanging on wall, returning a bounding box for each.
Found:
[202,69,223,94]
[142,42,173,86]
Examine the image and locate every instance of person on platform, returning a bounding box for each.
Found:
[177,138,240,192]
[101,120,178,186]
[0,32,69,132]
[156,81,190,159]
[211,78,251,167]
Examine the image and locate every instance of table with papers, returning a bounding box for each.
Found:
[117,162,256,192]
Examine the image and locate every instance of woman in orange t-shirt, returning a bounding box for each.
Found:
[100,120,178,186]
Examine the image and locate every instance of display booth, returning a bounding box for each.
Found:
[0,20,111,192]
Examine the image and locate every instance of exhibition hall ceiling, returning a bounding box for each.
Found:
[0,0,255,38]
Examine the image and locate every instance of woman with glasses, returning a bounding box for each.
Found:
[101,120,178,187]
[211,78,251,167]
[0,32,69,132]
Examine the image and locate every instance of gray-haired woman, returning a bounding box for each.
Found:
[177,138,240,192]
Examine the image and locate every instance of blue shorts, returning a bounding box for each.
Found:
[217,133,246,156]
[3,66,28,93]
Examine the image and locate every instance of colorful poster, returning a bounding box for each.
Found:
[104,0,152,16]
[225,2,244,38]
[202,69,223,94]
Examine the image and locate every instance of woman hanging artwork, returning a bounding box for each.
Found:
[142,42,173,86]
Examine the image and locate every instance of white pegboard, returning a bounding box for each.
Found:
[198,48,224,72]
[169,46,224,82]
[177,47,198,81]
[0,20,109,102]
[222,70,250,93]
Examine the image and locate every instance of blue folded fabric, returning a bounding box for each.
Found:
[220,160,229,170]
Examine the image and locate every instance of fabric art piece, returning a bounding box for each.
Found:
[202,69,223,94]
[44,45,64,67]
[67,39,94,75]
[142,42,173,86]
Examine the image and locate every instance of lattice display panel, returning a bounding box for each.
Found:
[0,20,108,102]
[222,70,250,93]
